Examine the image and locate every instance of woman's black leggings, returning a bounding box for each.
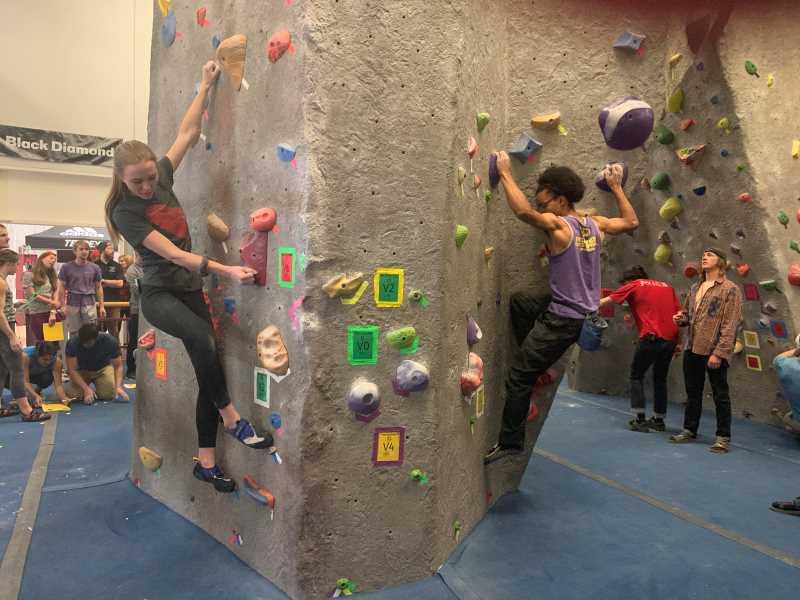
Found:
[140,286,230,448]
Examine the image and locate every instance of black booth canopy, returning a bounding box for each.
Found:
[24,226,108,250]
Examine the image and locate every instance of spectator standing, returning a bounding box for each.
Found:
[22,251,59,344]
[97,241,124,339]
[54,240,106,336]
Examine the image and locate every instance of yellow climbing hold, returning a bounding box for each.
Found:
[669,53,682,67]
[659,197,683,221]
[767,73,775,88]
[654,243,672,265]
[558,125,568,136]
[667,87,684,113]
[138,447,163,471]
[158,0,171,17]
[792,140,800,160]
[717,117,732,134]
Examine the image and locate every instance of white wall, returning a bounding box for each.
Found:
[0,0,153,226]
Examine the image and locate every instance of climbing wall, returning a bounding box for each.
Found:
[571,0,800,426]
[134,1,800,598]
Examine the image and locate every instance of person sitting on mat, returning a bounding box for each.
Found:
[484,156,639,464]
[23,341,74,407]
[600,266,682,433]
[0,249,50,422]
[105,60,273,494]
[64,323,129,405]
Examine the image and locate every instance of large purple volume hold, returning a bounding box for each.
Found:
[595,162,628,192]
[598,96,654,151]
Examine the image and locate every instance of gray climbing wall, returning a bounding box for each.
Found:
[134,1,800,598]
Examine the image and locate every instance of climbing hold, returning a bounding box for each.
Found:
[211,35,220,49]
[692,183,706,196]
[158,0,171,17]
[484,190,493,202]
[667,88,684,113]
[734,338,744,354]
[393,360,430,396]
[669,53,683,67]
[138,329,156,350]
[250,208,277,232]
[717,117,732,134]
[472,175,482,199]
[683,262,699,278]
[738,192,752,203]
[270,413,283,436]
[457,166,467,198]
[790,240,800,254]
[256,325,289,375]
[347,379,381,422]
[720,149,729,159]
[760,279,779,291]
[767,73,775,88]
[598,97,654,150]
[386,326,417,350]
[196,7,210,27]
[650,172,670,191]
[322,273,365,299]
[476,112,490,132]
[277,143,296,162]
[657,231,671,244]
[762,301,778,315]
[685,9,712,53]
[460,353,484,396]
[207,213,230,242]
[595,162,628,192]
[659,197,683,221]
[675,144,706,166]
[455,225,469,248]
[467,137,478,159]
[467,315,482,346]
[736,229,746,240]
[797,208,800,224]
[531,111,561,129]
[654,243,672,265]
[488,154,500,188]
[216,34,247,91]
[679,119,696,131]
[239,231,268,286]
[792,140,800,159]
[778,211,789,228]
[160,10,177,48]
[710,95,720,105]
[654,125,675,145]
[708,228,720,240]
[243,475,275,510]
[612,31,646,51]
[730,243,742,256]
[736,263,750,277]
[138,447,162,471]
[788,264,800,286]
[410,469,429,485]
[509,132,543,163]
[744,60,759,77]
[484,247,495,259]
[267,31,295,63]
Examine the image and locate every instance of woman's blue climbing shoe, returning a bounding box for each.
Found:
[225,418,274,450]
[193,463,237,493]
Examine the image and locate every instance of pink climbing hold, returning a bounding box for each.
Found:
[738,192,752,203]
[289,295,305,330]
[796,208,800,224]
[679,119,696,131]
[467,137,478,158]
[250,207,277,232]
[267,31,295,63]
[239,231,268,286]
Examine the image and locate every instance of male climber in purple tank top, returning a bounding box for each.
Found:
[485,153,639,464]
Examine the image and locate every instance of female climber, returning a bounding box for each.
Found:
[105,60,271,493]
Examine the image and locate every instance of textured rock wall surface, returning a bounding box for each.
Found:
[135,1,800,598]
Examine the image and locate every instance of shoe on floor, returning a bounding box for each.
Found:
[770,497,800,516]
[21,408,51,423]
[669,429,697,443]
[628,418,650,433]
[226,418,274,449]
[483,443,523,464]
[646,417,666,432]
[193,463,237,493]
[709,436,730,454]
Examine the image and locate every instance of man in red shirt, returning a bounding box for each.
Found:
[600,266,681,432]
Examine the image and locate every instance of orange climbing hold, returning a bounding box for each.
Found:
[736,263,751,277]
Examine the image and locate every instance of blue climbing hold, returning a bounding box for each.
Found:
[720,149,729,157]
[692,184,707,196]
[710,95,720,104]
[160,10,177,48]
[508,132,543,164]
[612,31,646,51]
[223,298,236,315]
[270,413,282,429]
[211,34,221,49]
[277,143,296,162]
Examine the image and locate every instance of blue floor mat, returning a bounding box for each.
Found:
[441,455,800,600]
[42,396,133,492]
[0,417,44,563]
[357,575,458,599]
[539,389,800,560]
[21,480,291,600]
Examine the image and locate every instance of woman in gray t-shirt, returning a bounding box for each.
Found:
[23,251,59,344]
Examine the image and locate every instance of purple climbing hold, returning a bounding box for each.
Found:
[612,31,646,52]
[509,133,543,164]
[488,153,500,188]
[598,96,654,151]
[393,360,430,396]
[595,162,628,192]
[467,315,483,346]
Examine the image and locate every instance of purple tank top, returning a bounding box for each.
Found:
[548,216,602,319]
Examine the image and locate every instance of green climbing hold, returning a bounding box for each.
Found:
[667,87,684,113]
[455,225,469,248]
[659,196,683,220]
[759,279,778,291]
[790,240,800,254]
[654,124,675,145]
[654,243,672,265]
[650,172,671,191]
[386,326,417,350]
[336,578,357,595]
[745,60,759,77]
[778,210,789,227]
[484,190,493,202]
[476,112,490,132]
[736,163,747,172]
[410,468,430,484]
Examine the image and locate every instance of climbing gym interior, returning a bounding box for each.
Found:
[1,1,800,599]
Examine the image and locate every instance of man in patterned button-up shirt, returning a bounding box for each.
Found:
[670,248,742,453]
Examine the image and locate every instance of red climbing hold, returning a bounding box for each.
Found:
[736,263,751,277]
[683,262,699,278]
[789,264,800,287]
[738,192,752,203]
[679,119,696,131]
